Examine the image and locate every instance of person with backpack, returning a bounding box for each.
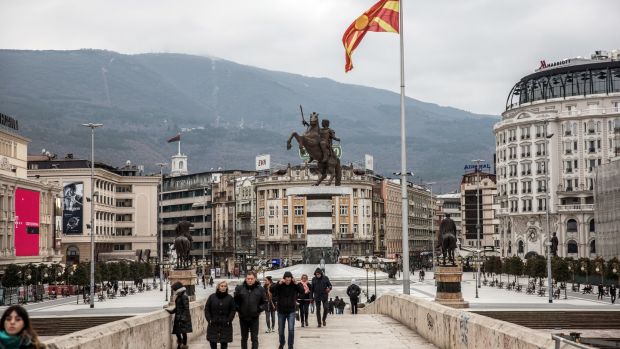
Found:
[346,279,361,314]
[311,268,332,327]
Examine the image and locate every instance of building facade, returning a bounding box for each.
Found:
[495,50,620,259]
[255,165,374,263]
[436,192,462,241]
[460,171,499,250]
[594,156,620,260]
[28,157,159,264]
[0,122,62,267]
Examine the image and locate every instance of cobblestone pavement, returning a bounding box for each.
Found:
[189,312,438,349]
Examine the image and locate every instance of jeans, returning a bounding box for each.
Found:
[265,309,276,330]
[350,297,358,314]
[209,343,228,349]
[299,302,309,324]
[239,317,259,349]
[278,312,296,349]
[315,298,328,324]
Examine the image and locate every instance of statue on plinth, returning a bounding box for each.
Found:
[550,232,559,257]
[173,219,193,270]
[287,108,342,186]
[439,214,458,266]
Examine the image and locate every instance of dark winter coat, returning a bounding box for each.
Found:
[346,284,361,300]
[271,281,304,314]
[297,281,313,305]
[311,268,332,301]
[168,287,193,334]
[205,290,235,343]
[234,281,266,320]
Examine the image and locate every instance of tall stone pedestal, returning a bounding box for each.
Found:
[287,186,352,265]
[168,269,197,305]
[434,265,469,309]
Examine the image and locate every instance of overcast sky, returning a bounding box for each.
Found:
[1,0,618,115]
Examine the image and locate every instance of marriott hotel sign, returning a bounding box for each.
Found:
[0,113,19,131]
[536,58,572,71]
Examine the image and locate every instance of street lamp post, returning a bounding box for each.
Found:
[544,122,554,304]
[471,159,484,299]
[394,171,414,294]
[372,256,378,298]
[82,122,103,309]
[426,182,436,274]
[156,162,167,294]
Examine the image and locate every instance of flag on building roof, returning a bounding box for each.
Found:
[342,0,399,72]
[167,133,181,143]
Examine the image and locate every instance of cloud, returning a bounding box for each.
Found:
[1,0,618,114]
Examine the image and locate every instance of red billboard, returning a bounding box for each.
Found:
[15,188,40,256]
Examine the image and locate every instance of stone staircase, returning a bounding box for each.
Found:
[473,311,620,329]
[32,316,130,336]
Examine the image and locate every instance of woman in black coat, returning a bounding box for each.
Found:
[205,281,236,349]
[167,282,193,349]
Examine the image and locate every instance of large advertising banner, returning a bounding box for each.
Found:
[14,188,40,256]
[62,182,83,235]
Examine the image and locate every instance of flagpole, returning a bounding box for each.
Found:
[399,0,410,295]
[178,139,181,155]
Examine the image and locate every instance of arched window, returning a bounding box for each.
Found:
[518,240,524,254]
[508,241,512,254]
[589,240,596,254]
[589,219,595,232]
[567,219,578,232]
[567,240,578,254]
[179,161,184,169]
[66,246,80,265]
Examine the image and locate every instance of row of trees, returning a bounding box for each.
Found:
[482,256,620,285]
[1,261,154,288]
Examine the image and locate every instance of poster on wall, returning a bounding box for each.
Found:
[14,188,40,256]
[62,182,83,235]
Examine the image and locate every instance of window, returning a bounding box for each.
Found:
[589,219,595,232]
[537,198,546,211]
[353,224,358,234]
[517,240,524,254]
[269,206,275,217]
[294,206,304,216]
[567,240,578,254]
[283,206,289,216]
[294,225,304,236]
[259,208,264,217]
[567,219,578,232]
[589,240,596,254]
[283,225,289,235]
[353,205,358,216]
[339,224,348,234]
[340,205,348,216]
[269,225,275,236]
[366,205,371,217]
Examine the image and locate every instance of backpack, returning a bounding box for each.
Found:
[350,284,361,297]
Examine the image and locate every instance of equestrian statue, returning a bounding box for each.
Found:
[173,219,193,269]
[287,106,342,186]
[438,213,458,266]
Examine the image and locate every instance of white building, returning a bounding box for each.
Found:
[436,192,462,239]
[495,50,620,259]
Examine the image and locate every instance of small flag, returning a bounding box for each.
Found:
[167,133,181,143]
[342,0,400,72]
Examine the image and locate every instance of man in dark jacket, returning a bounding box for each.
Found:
[234,271,266,349]
[610,284,617,304]
[311,268,332,327]
[598,283,605,300]
[346,279,361,314]
[272,271,304,349]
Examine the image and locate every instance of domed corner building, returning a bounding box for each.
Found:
[494,50,620,260]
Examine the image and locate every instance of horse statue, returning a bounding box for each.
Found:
[438,214,458,266]
[287,111,342,186]
[173,220,194,269]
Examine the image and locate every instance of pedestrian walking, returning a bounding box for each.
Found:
[234,271,266,349]
[337,298,346,315]
[610,284,617,304]
[333,297,341,314]
[263,276,277,333]
[202,274,207,289]
[598,283,605,300]
[419,269,425,281]
[311,268,332,327]
[166,282,193,349]
[0,305,44,349]
[328,298,335,315]
[346,279,361,314]
[297,274,312,327]
[209,276,214,288]
[272,271,304,349]
[205,281,235,349]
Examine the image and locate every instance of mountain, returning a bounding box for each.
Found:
[0,49,498,191]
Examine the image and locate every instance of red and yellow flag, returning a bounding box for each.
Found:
[342,0,399,72]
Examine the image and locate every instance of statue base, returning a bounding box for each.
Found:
[303,247,339,264]
[434,265,469,309]
[168,269,197,306]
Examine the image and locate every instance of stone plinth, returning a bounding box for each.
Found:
[287,186,352,264]
[434,265,469,309]
[168,269,197,305]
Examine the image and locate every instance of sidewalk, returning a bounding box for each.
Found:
[189,312,437,348]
